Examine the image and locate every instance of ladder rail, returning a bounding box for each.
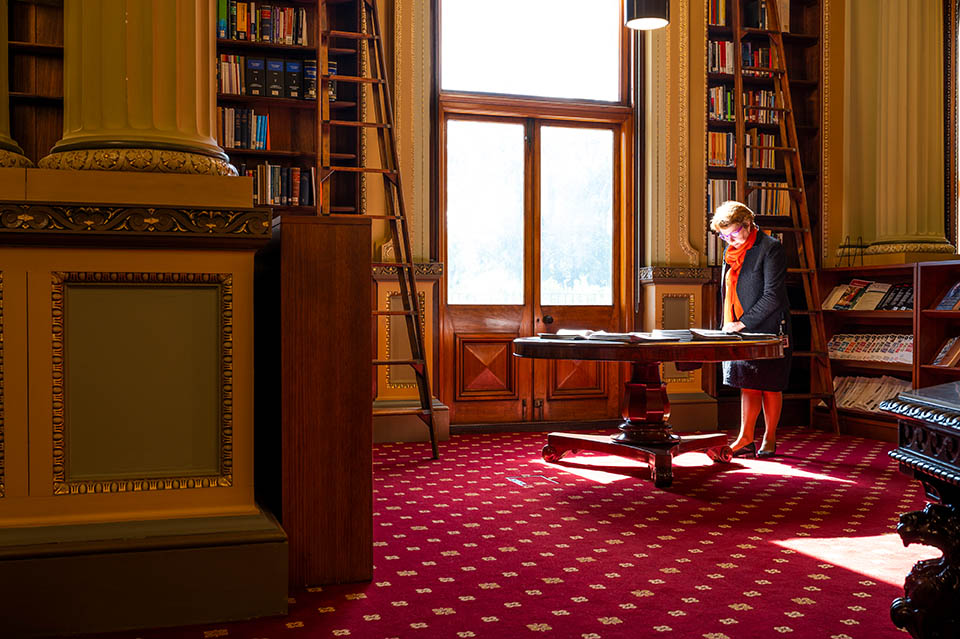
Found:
[732,0,840,434]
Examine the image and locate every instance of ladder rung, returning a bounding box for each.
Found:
[746,144,797,152]
[743,66,785,75]
[325,30,377,40]
[763,225,810,233]
[322,74,385,85]
[371,261,414,268]
[746,183,802,192]
[326,120,391,129]
[373,359,425,366]
[373,407,432,417]
[373,310,416,316]
[364,214,403,220]
[743,106,792,113]
[325,165,398,175]
[742,27,784,36]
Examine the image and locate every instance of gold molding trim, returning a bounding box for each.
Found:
[638,266,711,283]
[0,149,33,168]
[373,262,444,278]
[0,272,4,498]
[661,292,696,382]
[383,290,426,389]
[37,149,237,176]
[50,271,234,495]
[677,0,698,263]
[864,241,956,255]
[0,204,269,238]
[822,0,831,263]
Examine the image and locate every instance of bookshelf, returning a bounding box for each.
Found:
[216,0,320,212]
[705,0,823,264]
[915,260,960,390]
[8,0,63,165]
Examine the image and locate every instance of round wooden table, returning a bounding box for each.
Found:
[513,336,784,487]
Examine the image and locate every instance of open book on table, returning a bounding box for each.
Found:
[540,328,776,343]
[540,329,676,343]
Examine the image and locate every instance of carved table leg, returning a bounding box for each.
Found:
[890,499,960,639]
[612,361,678,445]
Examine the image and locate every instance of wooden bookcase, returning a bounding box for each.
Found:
[319,0,362,214]
[915,260,960,390]
[8,0,63,165]
[705,0,822,262]
[216,0,320,215]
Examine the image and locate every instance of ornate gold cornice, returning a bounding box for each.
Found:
[50,271,234,495]
[0,204,269,239]
[373,262,443,278]
[38,149,236,176]
[638,266,712,283]
[864,241,956,255]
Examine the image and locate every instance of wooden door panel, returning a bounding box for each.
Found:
[548,359,607,398]
[456,333,517,400]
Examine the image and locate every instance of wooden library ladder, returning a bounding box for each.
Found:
[731,0,840,434]
[321,0,438,458]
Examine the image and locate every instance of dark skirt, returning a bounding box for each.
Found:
[722,342,792,392]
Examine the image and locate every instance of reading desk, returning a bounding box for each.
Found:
[513,335,783,487]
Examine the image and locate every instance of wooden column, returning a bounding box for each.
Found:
[38,0,233,175]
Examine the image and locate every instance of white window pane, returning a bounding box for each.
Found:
[441,0,621,102]
[540,126,614,306]
[446,120,525,305]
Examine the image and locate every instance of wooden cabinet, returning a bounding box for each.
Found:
[254,215,372,586]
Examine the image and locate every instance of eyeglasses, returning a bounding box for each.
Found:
[717,225,742,241]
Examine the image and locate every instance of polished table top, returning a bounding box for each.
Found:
[513,335,784,363]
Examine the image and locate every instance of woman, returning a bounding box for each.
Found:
[711,200,792,458]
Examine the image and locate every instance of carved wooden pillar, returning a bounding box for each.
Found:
[39,0,233,175]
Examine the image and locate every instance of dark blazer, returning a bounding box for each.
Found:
[720,229,789,335]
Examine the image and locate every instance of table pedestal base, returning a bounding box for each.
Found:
[542,432,732,488]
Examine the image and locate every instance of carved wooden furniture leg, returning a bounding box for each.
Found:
[538,359,732,487]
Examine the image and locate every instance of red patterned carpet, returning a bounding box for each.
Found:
[106,428,932,639]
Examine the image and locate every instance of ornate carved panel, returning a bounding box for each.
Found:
[455,333,517,401]
[547,359,607,399]
[50,271,234,495]
[384,290,426,389]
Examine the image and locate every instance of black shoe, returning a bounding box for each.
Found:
[757,444,777,459]
[732,442,756,458]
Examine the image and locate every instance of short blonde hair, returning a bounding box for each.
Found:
[710,200,755,232]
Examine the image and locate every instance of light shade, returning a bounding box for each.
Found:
[624,0,669,30]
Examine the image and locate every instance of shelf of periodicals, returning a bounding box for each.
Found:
[704,0,823,265]
[216,1,320,212]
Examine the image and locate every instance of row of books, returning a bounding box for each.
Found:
[746,129,776,169]
[745,183,791,216]
[217,55,318,100]
[709,0,792,31]
[236,162,317,207]
[707,40,777,77]
[708,85,735,121]
[743,90,780,124]
[934,280,960,310]
[708,132,735,168]
[931,336,960,367]
[827,333,913,364]
[822,280,913,311]
[217,107,270,150]
[830,375,910,413]
[217,1,309,46]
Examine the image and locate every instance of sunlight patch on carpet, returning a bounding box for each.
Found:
[773,533,940,586]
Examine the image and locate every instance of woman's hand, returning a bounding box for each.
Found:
[722,321,745,333]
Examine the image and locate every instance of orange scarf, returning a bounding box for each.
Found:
[723,226,758,324]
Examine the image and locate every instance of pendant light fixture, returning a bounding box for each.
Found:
[624,0,670,30]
